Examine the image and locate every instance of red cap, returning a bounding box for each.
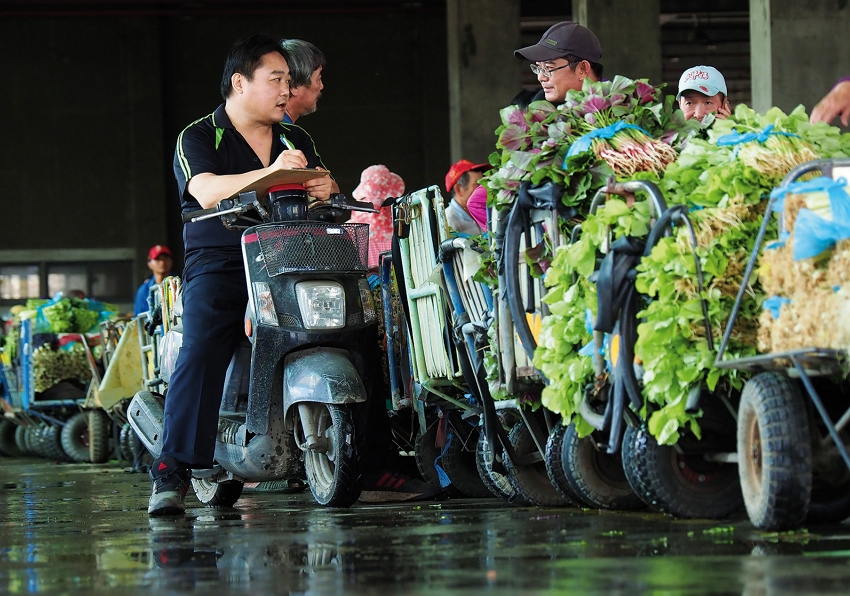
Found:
[148,245,171,260]
[445,159,488,192]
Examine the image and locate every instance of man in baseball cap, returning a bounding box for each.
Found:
[514,21,604,104]
[134,245,173,316]
[677,65,731,122]
[445,159,488,235]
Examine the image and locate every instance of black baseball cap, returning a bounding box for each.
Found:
[514,21,602,63]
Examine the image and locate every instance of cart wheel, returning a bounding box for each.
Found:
[129,428,154,473]
[560,422,644,511]
[119,423,135,461]
[544,422,591,507]
[0,419,22,457]
[42,426,67,462]
[503,419,571,507]
[29,427,45,458]
[475,428,520,502]
[737,372,812,530]
[61,412,92,463]
[14,425,31,455]
[88,410,111,464]
[807,428,850,524]
[26,427,44,457]
[192,478,244,508]
[414,420,444,489]
[807,480,850,524]
[438,420,492,498]
[622,422,742,519]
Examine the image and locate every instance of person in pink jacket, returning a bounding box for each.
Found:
[349,164,405,268]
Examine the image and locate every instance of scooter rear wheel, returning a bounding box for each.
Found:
[301,403,362,507]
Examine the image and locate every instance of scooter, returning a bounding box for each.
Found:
[128,175,383,507]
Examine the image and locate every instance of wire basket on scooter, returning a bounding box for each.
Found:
[255,223,370,276]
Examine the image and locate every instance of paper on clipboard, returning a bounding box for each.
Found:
[233,167,330,198]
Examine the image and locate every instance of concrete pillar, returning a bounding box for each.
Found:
[750,0,850,115]
[447,0,521,164]
[573,0,661,84]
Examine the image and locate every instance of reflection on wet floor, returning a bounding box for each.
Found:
[1,459,849,595]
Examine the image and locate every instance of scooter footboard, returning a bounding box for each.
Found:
[282,348,367,419]
[127,390,164,458]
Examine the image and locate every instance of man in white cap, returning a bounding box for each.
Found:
[677,65,731,122]
[514,21,604,105]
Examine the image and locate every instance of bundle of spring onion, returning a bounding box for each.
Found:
[758,177,850,353]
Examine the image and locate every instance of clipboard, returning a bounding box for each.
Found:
[234,167,330,198]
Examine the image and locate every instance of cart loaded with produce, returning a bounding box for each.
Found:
[715,158,850,530]
[475,74,850,519]
[0,294,120,462]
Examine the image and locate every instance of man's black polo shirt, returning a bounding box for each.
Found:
[173,103,328,275]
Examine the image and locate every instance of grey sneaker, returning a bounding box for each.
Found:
[148,456,190,516]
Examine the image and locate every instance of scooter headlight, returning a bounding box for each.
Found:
[358,278,377,324]
[296,281,345,329]
[252,282,278,327]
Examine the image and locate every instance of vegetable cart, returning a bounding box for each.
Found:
[383,185,491,497]
[14,316,100,462]
[716,158,850,530]
[487,180,578,506]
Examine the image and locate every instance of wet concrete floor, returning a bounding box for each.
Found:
[1,459,850,595]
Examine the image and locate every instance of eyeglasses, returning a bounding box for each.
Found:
[530,61,578,78]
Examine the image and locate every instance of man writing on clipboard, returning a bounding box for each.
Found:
[149,34,336,515]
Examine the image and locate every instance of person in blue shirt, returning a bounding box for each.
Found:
[133,245,173,316]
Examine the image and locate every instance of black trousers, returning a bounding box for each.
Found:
[161,269,247,467]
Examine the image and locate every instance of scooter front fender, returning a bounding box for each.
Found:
[283,348,367,422]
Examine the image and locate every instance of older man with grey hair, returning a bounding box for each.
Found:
[280,38,326,125]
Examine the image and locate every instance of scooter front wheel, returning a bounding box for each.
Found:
[300,403,362,507]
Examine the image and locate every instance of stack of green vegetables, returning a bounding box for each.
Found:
[484,75,850,445]
[31,296,111,334]
[32,342,92,393]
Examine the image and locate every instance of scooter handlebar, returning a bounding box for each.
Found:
[181,207,220,223]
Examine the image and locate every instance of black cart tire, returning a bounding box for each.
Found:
[414,421,443,489]
[622,422,742,519]
[475,428,521,502]
[29,427,45,458]
[119,423,135,461]
[42,426,66,461]
[561,422,644,511]
[438,422,492,498]
[545,423,592,507]
[0,419,22,457]
[192,478,244,508]
[503,419,571,507]
[807,413,850,524]
[26,427,43,457]
[807,481,850,524]
[737,372,812,530]
[61,412,91,463]
[14,425,30,455]
[88,410,111,464]
[301,404,362,507]
[129,427,153,473]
